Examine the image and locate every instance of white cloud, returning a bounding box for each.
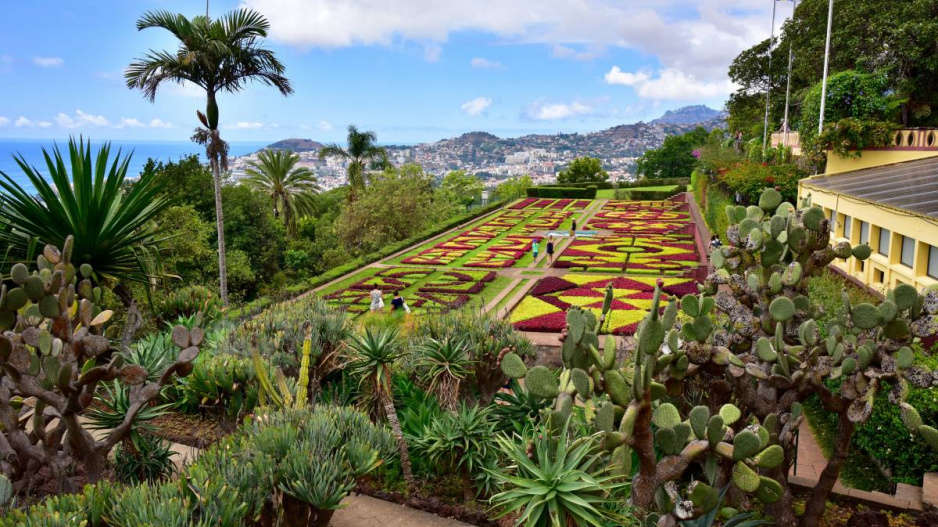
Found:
[33,56,64,68]
[524,99,595,121]
[116,118,145,129]
[316,120,333,130]
[243,0,777,87]
[470,57,502,70]
[551,44,604,61]
[225,121,264,130]
[15,117,52,128]
[0,117,9,126]
[604,66,737,100]
[460,96,492,116]
[423,42,443,62]
[149,119,173,129]
[55,109,110,128]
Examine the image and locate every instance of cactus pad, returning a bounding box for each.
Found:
[500,352,528,379]
[754,476,784,504]
[754,445,784,469]
[732,461,761,492]
[733,430,762,461]
[769,297,795,322]
[525,366,559,399]
[719,404,741,425]
[802,207,825,232]
[653,403,682,429]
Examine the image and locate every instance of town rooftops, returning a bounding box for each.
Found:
[801,155,938,218]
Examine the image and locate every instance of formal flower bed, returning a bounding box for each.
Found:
[603,199,686,212]
[510,274,697,334]
[348,267,435,291]
[418,269,496,293]
[549,199,574,210]
[465,251,519,268]
[553,237,634,272]
[625,235,699,276]
[519,211,571,234]
[509,198,538,209]
[553,234,699,275]
[402,248,464,266]
[587,217,688,235]
[570,199,593,209]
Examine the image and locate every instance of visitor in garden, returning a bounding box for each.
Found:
[709,236,722,252]
[369,287,384,312]
[389,290,407,314]
[532,239,540,260]
[546,236,555,264]
[571,218,578,237]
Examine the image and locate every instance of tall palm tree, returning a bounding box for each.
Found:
[243,149,320,236]
[346,327,415,488]
[0,138,170,306]
[318,125,389,202]
[126,8,293,306]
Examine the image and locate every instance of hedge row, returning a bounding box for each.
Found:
[691,170,732,243]
[229,200,507,319]
[617,177,690,189]
[525,186,598,198]
[614,188,682,201]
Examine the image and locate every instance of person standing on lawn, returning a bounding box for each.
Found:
[546,236,555,265]
[571,218,578,237]
[532,239,540,261]
[370,287,384,312]
[389,290,406,314]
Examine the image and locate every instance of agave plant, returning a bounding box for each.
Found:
[0,138,170,304]
[492,379,552,434]
[413,336,474,411]
[489,421,630,527]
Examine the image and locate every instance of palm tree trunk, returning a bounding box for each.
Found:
[381,394,414,490]
[211,153,229,306]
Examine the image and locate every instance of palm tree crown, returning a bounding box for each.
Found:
[318,125,389,202]
[125,7,293,306]
[243,149,320,235]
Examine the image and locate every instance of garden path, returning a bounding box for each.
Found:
[331,494,474,527]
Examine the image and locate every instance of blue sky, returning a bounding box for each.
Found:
[0,0,794,144]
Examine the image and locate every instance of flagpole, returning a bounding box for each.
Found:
[782,0,798,148]
[818,0,834,135]
[762,0,778,153]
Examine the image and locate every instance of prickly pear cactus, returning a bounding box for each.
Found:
[0,237,202,494]
[501,189,938,527]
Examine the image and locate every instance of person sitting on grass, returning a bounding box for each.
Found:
[389,290,408,314]
[532,239,540,261]
[546,236,555,265]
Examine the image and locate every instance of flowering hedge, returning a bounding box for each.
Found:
[511,274,697,335]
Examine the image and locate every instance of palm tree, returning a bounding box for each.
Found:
[243,150,320,236]
[318,125,389,202]
[126,8,293,306]
[346,327,415,488]
[0,138,170,306]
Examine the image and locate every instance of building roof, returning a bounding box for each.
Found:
[802,156,938,218]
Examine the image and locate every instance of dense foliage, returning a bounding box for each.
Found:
[557,157,608,184]
[636,127,709,180]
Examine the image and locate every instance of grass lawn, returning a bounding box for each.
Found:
[490,278,529,317]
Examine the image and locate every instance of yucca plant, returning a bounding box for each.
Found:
[0,138,170,305]
[125,332,177,384]
[489,421,630,527]
[85,381,171,435]
[113,433,177,484]
[414,336,474,411]
[346,327,415,488]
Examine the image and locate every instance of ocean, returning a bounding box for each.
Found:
[0,138,268,192]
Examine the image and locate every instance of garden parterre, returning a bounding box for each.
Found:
[553,234,699,275]
[510,274,698,335]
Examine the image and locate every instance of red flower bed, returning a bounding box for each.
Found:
[549,199,574,210]
[512,310,568,332]
[571,200,593,209]
[510,198,538,209]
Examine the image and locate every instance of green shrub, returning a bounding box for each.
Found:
[0,406,394,526]
[413,404,497,492]
[113,433,176,484]
[692,171,732,243]
[718,161,806,204]
[176,352,259,419]
[614,188,682,201]
[525,186,598,199]
[155,285,222,325]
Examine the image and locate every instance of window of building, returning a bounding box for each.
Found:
[929,245,938,279]
[874,269,885,283]
[878,228,891,256]
[843,215,852,239]
[901,236,915,268]
[860,221,870,244]
[829,209,835,232]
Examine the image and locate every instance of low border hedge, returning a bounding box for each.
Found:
[525,186,598,198]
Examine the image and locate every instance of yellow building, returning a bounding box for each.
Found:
[798,130,938,293]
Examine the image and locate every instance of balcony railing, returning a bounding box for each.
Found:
[889,128,938,150]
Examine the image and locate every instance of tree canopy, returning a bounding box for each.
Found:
[557,157,608,184]
[636,127,709,180]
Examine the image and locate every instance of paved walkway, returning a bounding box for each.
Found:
[332,495,473,527]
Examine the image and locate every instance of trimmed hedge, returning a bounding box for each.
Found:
[525,186,598,199]
[537,181,615,190]
[691,170,732,243]
[614,188,682,201]
[617,177,689,189]
[230,200,507,320]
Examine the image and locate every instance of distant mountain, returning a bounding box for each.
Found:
[263,138,326,152]
[651,105,726,126]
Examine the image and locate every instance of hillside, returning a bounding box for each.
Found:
[264,138,326,152]
[651,105,726,126]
